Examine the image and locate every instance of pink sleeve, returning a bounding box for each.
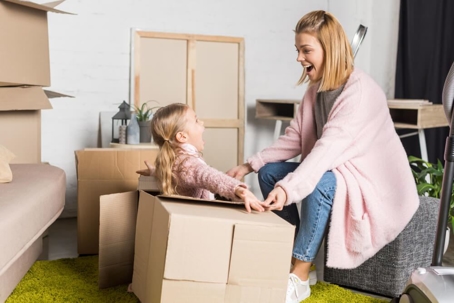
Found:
[277,77,365,205]
[177,157,247,200]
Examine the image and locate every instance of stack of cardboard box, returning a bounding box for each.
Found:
[0,0,70,163]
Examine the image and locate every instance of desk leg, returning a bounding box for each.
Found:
[418,129,428,162]
[274,120,282,140]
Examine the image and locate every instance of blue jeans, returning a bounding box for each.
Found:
[258,162,336,262]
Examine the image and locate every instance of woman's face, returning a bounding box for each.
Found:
[295,32,324,82]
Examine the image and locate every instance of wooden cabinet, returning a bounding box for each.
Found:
[130,31,244,172]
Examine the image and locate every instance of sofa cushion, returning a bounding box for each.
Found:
[0,164,65,275]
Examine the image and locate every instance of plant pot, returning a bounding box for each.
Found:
[138,120,152,143]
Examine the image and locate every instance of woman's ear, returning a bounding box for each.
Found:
[175,131,187,143]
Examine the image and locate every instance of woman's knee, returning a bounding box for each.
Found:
[312,171,336,205]
[258,163,277,185]
[258,162,299,185]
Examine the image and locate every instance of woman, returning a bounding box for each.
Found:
[227,10,419,303]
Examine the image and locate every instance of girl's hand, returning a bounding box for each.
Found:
[226,163,253,180]
[235,187,266,213]
[263,186,287,211]
[136,160,155,176]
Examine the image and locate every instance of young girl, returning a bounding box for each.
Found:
[227,10,419,303]
[137,102,266,213]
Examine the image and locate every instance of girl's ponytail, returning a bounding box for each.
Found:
[151,103,188,195]
[155,140,177,195]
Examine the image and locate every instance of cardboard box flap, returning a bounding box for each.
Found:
[158,194,244,205]
[4,0,73,14]
[228,223,294,287]
[42,0,63,8]
[99,191,139,289]
[133,192,169,303]
[137,175,161,192]
[0,87,52,111]
[44,89,74,99]
[164,211,233,283]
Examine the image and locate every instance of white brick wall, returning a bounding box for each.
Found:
[42,0,399,217]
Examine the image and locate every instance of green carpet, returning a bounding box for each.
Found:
[6,256,388,303]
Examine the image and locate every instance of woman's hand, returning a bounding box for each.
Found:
[235,187,266,213]
[136,160,155,176]
[263,186,287,211]
[226,163,253,180]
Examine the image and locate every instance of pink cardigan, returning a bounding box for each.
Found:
[248,69,419,269]
[170,151,247,201]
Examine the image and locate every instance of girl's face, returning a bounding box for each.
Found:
[295,32,324,82]
[181,107,205,151]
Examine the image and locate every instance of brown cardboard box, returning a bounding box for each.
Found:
[0,0,70,86]
[99,191,295,303]
[0,87,52,163]
[75,148,158,255]
[0,87,72,163]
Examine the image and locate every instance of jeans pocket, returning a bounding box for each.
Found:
[346,213,372,253]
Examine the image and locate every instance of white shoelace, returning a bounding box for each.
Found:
[287,275,300,299]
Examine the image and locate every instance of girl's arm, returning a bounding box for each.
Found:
[177,157,247,201]
[177,157,267,212]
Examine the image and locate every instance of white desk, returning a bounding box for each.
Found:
[388,101,448,162]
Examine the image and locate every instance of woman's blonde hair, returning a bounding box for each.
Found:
[295,10,354,91]
[151,103,188,195]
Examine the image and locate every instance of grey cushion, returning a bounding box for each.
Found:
[323,196,439,298]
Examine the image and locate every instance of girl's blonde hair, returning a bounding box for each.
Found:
[151,103,188,195]
[295,10,354,91]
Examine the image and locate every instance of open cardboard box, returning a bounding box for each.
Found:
[0,86,71,163]
[75,148,159,254]
[99,189,295,303]
[0,0,72,87]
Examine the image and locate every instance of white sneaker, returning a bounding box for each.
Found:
[309,264,317,285]
[290,263,317,285]
[286,273,310,303]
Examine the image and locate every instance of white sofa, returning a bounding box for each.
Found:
[0,164,66,302]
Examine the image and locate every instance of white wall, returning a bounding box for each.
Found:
[42,0,399,217]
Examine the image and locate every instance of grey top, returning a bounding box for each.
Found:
[314,85,345,139]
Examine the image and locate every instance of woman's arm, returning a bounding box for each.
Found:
[247,85,319,172]
[277,76,368,205]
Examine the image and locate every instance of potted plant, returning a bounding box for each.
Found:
[409,155,452,253]
[132,100,160,143]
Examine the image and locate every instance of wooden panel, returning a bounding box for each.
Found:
[131,31,244,173]
[136,37,187,108]
[203,128,238,173]
[195,41,239,120]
